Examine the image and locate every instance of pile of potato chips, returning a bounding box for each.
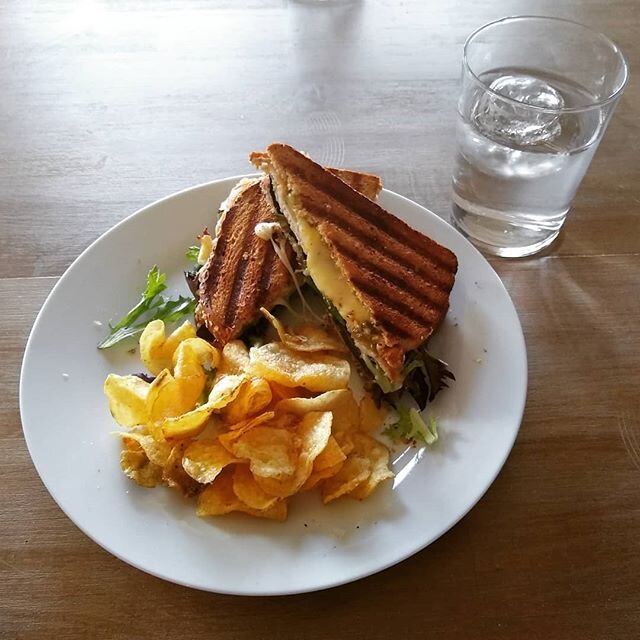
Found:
[104,313,393,521]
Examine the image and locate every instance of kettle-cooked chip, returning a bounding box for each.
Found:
[216,340,250,376]
[314,436,347,472]
[276,389,358,455]
[197,470,287,521]
[218,411,276,451]
[161,373,247,439]
[231,426,297,479]
[161,404,214,439]
[269,381,309,402]
[260,308,347,353]
[119,431,172,466]
[207,374,248,409]
[120,442,163,488]
[104,374,150,427]
[232,465,280,510]
[172,338,220,408]
[182,439,240,484]
[359,394,388,433]
[162,442,201,497]
[321,456,371,504]
[140,319,196,376]
[222,377,272,425]
[254,412,332,498]
[302,460,344,492]
[249,343,350,392]
[147,369,193,423]
[349,434,395,500]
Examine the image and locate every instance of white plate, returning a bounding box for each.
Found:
[20,176,527,595]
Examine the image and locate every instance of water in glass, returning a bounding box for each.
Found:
[452,69,603,256]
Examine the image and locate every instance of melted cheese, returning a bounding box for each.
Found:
[296,217,370,324]
[254,221,281,241]
[275,182,397,383]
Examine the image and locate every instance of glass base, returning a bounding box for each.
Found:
[451,203,562,258]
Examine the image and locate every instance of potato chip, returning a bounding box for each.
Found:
[161,403,214,439]
[119,432,172,466]
[254,412,332,498]
[160,374,247,439]
[182,439,240,484]
[222,377,272,425]
[218,411,277,451]
[140,319,196,375]
[268,382,309,402]
[162,442,201,496]
[197,470,287,521]
[206,374,248,409]
[172,338,220,408]
[249,343,350,392]
[231,426,297,479]
[359,394,388,433]
[104,374,150,427]
[314,436,347,471]
[294,324,348,352]
[275,389,359,455]
[232,465,280,510]
[120,444,163,488]
[302,460,344,491]
[274,389,346,415]
[349,434,394,500]
[321,456,371,504]
[216,340,250,376]
[146,369,192,423]
[260,308,347,353]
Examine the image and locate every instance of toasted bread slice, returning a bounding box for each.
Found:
[195,177,293,346]
[196,164,384,346]
[252,143,458,384]
[250,151,382,202]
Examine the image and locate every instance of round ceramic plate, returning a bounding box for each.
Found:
[20,176,527,595]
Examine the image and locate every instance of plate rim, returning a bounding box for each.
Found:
[19,175,528,595]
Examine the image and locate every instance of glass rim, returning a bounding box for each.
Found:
[463,15,629,114]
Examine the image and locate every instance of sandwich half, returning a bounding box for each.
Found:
[195,166,383,346]
[251,143,458,399]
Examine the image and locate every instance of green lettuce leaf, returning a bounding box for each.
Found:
[383,404,438,446]
[185,245,200,263]
[98,266,196,349]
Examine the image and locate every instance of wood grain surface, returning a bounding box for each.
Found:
[1,1,639,638]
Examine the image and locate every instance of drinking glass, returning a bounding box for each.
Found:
[451,16,628,257]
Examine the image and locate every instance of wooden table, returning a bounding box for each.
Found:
[2,1,638,637]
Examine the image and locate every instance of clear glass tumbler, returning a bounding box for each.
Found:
[451,16,628,257]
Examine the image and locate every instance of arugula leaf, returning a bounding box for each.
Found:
[401,348,455,410]
[383,404,438,446]
[98,266,196,349]
[185,245,200,263]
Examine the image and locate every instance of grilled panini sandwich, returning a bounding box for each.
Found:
[251,143,458,393]
[196,167,383,346]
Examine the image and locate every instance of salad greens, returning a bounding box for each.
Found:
[97,266,196,349]
[383,407,438,446]
[312,279,451,447]
[185,245,200,263]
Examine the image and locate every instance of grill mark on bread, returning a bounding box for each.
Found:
[330,234,450,310]
[280,163,456,271]
[373,315,417,340]
[223,201,260,327]
[350,273,442,331]
[301,196,455,290]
